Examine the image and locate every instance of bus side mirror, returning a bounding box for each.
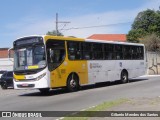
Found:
[8,48,14,62]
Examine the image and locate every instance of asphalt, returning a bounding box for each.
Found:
[0,75,160,120]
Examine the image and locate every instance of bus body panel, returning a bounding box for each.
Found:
[14,68,50,89]
[50,60,88,88]
[43,36,89,88]
[87,59,146,84]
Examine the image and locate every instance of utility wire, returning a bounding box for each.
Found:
[61,22,132,31]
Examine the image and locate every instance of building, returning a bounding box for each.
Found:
[87,34,126,42]
[0,48,13,71]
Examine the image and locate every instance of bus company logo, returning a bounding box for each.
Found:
[90,63,102,69]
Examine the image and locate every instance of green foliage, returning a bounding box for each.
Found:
[127,9,160,42]
[46,30,63,36]
[127,29,147,43]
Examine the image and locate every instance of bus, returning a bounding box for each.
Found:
[11,35,146,93]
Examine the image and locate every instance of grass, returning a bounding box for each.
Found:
[62,98,129,120]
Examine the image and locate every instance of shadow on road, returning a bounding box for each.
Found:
[19,78,148,97]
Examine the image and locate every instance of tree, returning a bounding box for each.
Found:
[140,33,160,52]
[46,30,63,36]
[127,9,160,42]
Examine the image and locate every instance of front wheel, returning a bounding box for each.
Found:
[1,82,7,89]
[121,71,128,83]
[67,73,79,92]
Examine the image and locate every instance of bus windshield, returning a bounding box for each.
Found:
[14,45,46,71]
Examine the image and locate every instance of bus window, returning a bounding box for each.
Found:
[67,41,81,60]
[123,45,131,60]
[81,42,92,60]
[104,44,115,60]
[93,43,103,59]
[46,40,65,71]
[33,46,46,67]
[131,46,138,60]
[138,46,144,59]
[115,44,123,60]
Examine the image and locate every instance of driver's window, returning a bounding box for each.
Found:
[46,40,65,71]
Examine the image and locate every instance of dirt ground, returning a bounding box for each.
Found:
[90,97,160,120]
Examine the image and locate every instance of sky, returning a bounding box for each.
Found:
[0,0,160,48]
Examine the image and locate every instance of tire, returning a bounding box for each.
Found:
[1,82,7,89]
[67,73,79,92]
[39,88,50,94]
[120,71,128,83]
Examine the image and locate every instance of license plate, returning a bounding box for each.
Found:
[21,84,29,87]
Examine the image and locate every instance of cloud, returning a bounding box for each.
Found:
[4,0,160,41]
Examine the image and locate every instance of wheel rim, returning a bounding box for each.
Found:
[122,73,127,81]
[70,79,76,88]
[70,73,77,88]
[122,72,128,82]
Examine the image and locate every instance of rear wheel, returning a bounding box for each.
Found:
[121,71,128,83]
[67,73,79,92]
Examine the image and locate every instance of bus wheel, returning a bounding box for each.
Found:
[67,73,79,92]
[1,82,7,89]
[121,71,128,83]
[39,88,50,94]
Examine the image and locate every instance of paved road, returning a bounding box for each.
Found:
[0,75,160,119]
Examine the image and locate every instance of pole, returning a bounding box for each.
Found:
[56,13,58,36]
[55,13,70,36]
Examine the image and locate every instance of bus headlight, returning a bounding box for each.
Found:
[36,73,46,80]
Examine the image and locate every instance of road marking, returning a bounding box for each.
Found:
[56,105,97,120]
[89,105,95,108]
[81,105,96,111]
[81,109,86,111]
[56,117,64,120]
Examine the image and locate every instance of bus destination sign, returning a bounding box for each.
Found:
[14,37,43,47]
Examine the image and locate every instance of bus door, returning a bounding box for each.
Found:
[46,40,66,88]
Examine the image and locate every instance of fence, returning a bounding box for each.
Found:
[0,58,13,71]
[147,51,160,75]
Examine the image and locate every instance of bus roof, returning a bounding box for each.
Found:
[44,35,84,41]
[15,35,144,46]
[15,35,85,42]
[86,39,144,46]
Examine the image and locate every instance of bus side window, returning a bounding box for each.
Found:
[123,45,131,60]
[93,43,103,60]
[138,46,144,59]
[81,42,92,60]
[131,46,138,60]
[115,44,123,60]
[104,44,115,60]
[67,41,81,60]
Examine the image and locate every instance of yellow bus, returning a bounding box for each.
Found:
[12,35,146,93]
